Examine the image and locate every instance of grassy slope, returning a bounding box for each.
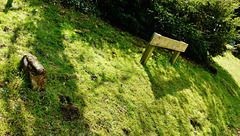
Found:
[0,0,240,135]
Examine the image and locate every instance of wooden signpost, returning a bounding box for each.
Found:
[141,32,188,65]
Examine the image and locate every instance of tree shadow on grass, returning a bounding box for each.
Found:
[3,0,13,13]
[0,44,29,135]
[143,60,193,99]
[195,62,240,134]
[143,49,240,99]
[1,1,89,135]
[1,0,150,134]
[142,51,240,134]
[213,62,240,96]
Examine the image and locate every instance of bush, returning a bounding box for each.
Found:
[46,0,240,63]
[97,0,154,38]
[151,0,240,62]
[97,0,240,63]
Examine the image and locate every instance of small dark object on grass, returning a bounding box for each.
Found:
[4,54,9,58]
[0,44,7,48]
[4,26,10,31]
[0,83,6,87]
[91,75,97,80]
[45,54,50,58]
[59,95,71,104]
[5,132,10,136]
[60,104,80,120]
[190,119,201,128]
[122,128,130,135]
[50,62,56,65]
[59,95,79,120]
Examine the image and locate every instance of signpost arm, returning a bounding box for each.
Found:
[140,45,155,65]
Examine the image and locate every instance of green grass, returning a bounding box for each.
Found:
[0,0,240,135]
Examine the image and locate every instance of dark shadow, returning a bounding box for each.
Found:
[0,45,27,135]
[142,47,240,99]
[196,62,240,133]
[4,0,13,13]
[1,0,146,133]
[11,26,20,44]
[143,63,192,99]
[211,62,240,96]
[142,49,240,134]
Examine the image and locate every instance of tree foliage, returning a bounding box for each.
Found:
[151,0,240,62]
[50,0,240,63]
[97,0,154,38]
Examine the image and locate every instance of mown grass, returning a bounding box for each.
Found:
[0,0,240,135]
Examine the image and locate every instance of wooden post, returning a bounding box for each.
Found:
[140,45,155,65]
[170,51,181,64]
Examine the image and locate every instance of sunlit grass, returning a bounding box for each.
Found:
[214,51,240,86]
[0,0,240,135]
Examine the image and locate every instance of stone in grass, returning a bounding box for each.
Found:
[21,54,47,91]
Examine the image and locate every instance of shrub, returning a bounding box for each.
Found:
[151,0,240,62]
[97,0,240,63]
[44,0,240,63]
[97,0,154,38]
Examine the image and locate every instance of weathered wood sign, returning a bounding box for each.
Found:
[141,32,188,65]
